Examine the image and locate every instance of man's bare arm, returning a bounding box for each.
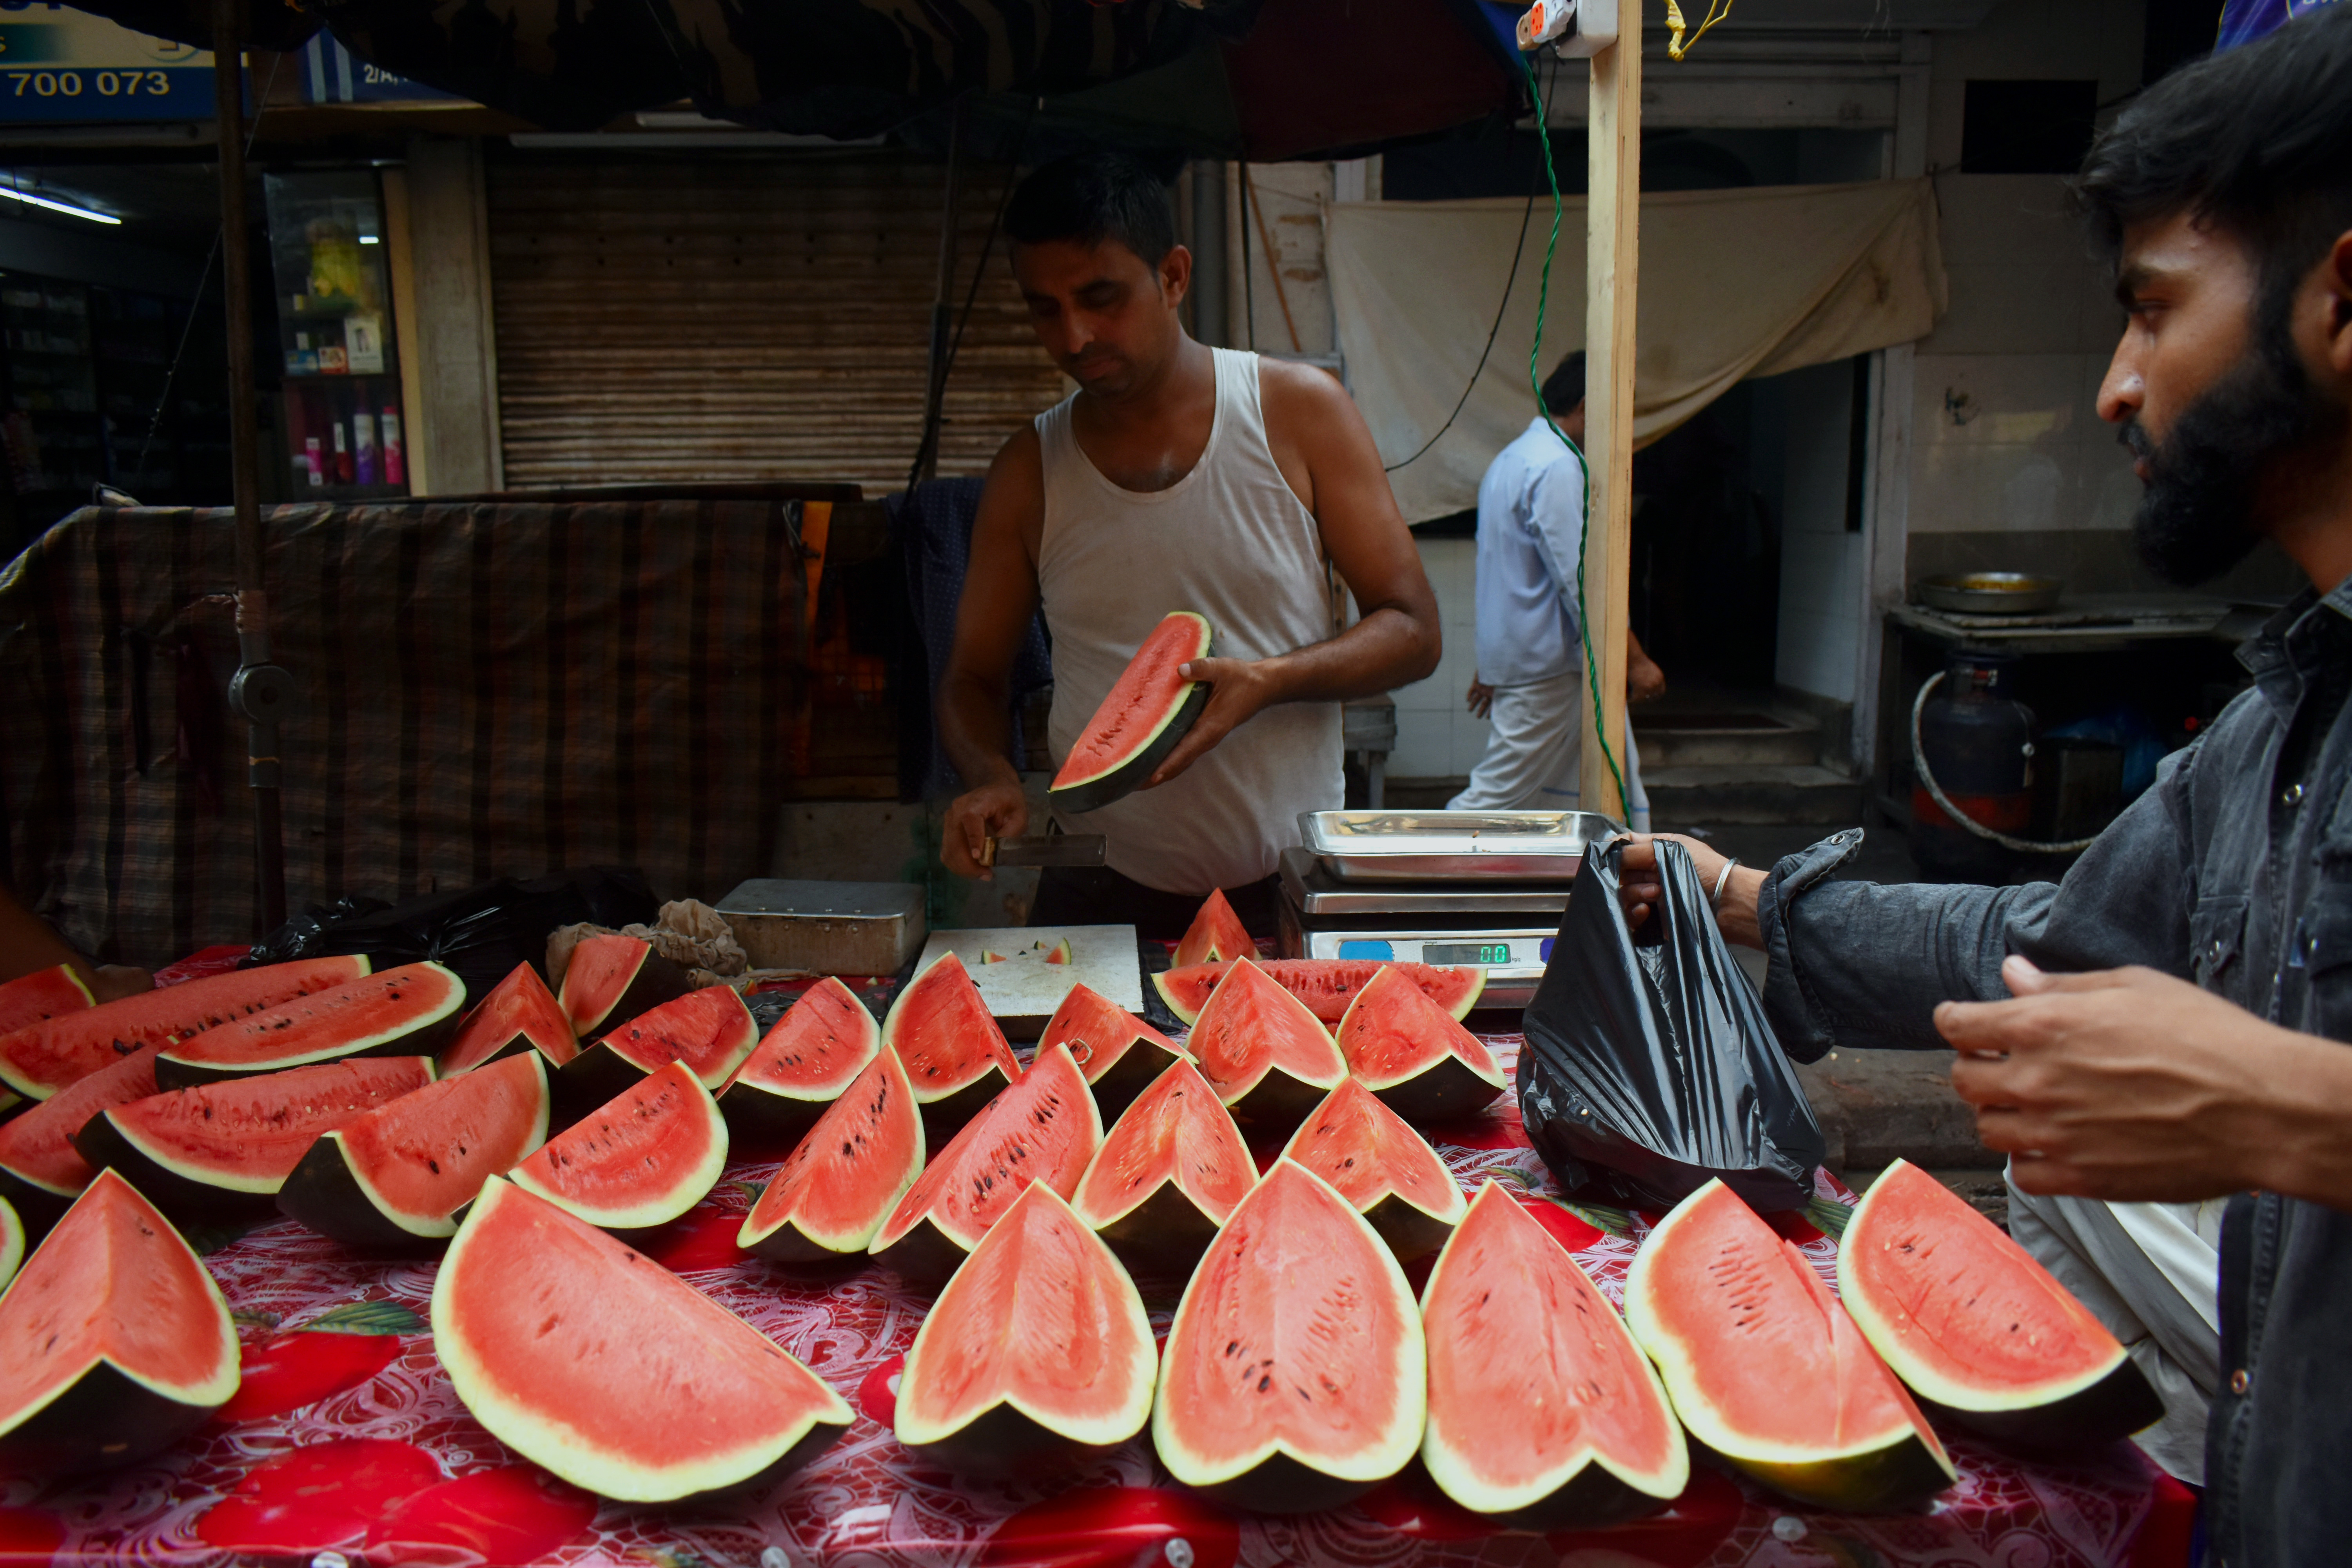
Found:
[936,432,1047,878]
[1148,363,1441,785]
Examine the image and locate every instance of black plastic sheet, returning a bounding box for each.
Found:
[1518,839,1825,1212]
[246,869,657,1001]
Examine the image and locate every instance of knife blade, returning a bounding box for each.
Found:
[981,834,1107,868]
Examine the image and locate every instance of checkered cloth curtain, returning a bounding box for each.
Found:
[0,499,807,967]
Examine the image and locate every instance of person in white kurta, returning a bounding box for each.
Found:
[1450,354,1662,828]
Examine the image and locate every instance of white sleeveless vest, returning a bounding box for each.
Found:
[1036,348,1343,893]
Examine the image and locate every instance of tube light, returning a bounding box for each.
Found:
[0,183,120,225]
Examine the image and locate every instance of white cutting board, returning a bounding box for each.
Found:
[917,924,1143,1036]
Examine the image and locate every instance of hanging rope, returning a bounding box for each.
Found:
[1664,0,1738,60]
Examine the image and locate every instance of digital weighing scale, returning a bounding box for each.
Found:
[1275,811,1625,1013]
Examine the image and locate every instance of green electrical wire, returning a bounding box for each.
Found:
[1519,47,1630,822]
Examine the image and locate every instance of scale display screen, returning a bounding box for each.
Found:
[1423,940,1517,966]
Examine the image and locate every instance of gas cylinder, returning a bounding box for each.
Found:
[1909,651,2036,884]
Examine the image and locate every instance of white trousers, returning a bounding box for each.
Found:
[2005,1172,2225,1483]
[1447,670,1651,830]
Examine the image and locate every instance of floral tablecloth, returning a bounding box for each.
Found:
[0,1035,2196,1568]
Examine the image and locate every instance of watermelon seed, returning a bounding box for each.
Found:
[427,1159,440,1174]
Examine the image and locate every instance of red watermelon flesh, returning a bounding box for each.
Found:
[1334,965,1506,1125]
[0,1168,240,1474]
[432,1177,852,1501]
[555,934,692,1040]
[1071,1058,1254,1277]
[1421,1181,1686,1525]
[1185,960,1347,1134]
[1152,1160,1425,1512]
[1840,1158,2161,1447]
[1279,1078,1466,1261]
[870,1042,1102,1287]
[0,965,92,1039]
[1173,889,1254,970]
[76,1058,436,1221]
[721,978,880,1148]
[438,963,577,1076]
[595,986,760,1084]
[511,1060,727,1232]
[1048,611,1214,816]
[1623,1178,1954,1512]
[882,953,1022,1139]
[1155,959,1485,1027]
[740,1047,923,1262]
[0,955,370,1102]
[0,1044,162,1205]
[895,1182,1156,1477]
[1037,982,1189,1120]
[156,963,467,1088]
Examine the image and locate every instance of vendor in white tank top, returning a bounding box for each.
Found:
[935,151,1442,940]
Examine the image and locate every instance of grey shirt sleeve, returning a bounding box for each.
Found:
[1758,743,2201,1060]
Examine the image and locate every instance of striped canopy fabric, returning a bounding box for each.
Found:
[0,499,806,967]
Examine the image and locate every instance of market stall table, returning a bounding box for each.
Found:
[3,1034,2192,1568]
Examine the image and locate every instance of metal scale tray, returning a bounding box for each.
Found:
[1298,809,1624,882]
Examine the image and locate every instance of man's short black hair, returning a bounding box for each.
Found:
[1541,352,1587,416]
[1005,151,1176,269]
[2074,5,2352,313]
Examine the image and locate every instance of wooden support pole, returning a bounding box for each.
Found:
[1579,9,1641,825]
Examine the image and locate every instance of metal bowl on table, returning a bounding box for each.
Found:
[1915,572,2064,615]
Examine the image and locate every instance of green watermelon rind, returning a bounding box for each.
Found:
[1069,1058,1254,1278]
[511,1063,730,1234]
[878,954,1022,1142]
[1154,959,1486,1028]
[1332,965,1507,1126]
[152,963,467,1091]
[739,1048,924,1262]
[1047,612,1215,816]
[1277,1079,1466,1263]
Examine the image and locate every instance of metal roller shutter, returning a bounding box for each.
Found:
[486,151,1066,495]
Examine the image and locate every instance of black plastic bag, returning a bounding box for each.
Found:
[1518,839,1825,1212]
[247,868,658,1000]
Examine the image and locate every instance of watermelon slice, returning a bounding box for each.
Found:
[1333,965,1505,1125]
[155,962,468,1090]
[279,1053,552,1247]
[1172,888,1254,969]
[1070,1058,1254,1278]
[1279,1078,1466,1261]
[0,1169,239,1474]
[1841,1159,2162,1450]
[882,953,1023,1142]
[438,963,578,1076]
[1421,1182,1687,1526]
[74,1057,437,1225]
[511,1060,728,1234]
[1048,611,1214,815]
[0,965,93,1039]
[1153,1160,1425,1512]
[1154,958,1485,1027]
[1036,982,1189,1120]
[0,955,370,1102]
[870,1042,1102,1287]
[0,1044,161,1238]
[1185,960,1347,1134]
[1624,1178,1955,1511]
[719,978,880,1150]
[434,1177,851,1501]
[556,985,760,1121]
[0,1197,18,1289]
[556,934,691,1040]
[897,1182,1156,1478]
[739,1047,924,1263]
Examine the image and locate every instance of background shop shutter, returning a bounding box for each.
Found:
[485,152,1067,496]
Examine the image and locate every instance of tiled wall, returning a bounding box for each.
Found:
[1774,360,1865,700]
[1388,536,1489,780]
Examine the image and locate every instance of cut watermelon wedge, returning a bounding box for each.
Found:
[0,1044,161,1238]
[434,1178,851,1501]
[720,978,880,1150]
[1155,958,1485,1027]
[1036,982,1189,1121]
[511,1060,728,1234]
[0,966,92,1040]
[155,963,467,1090]
[1334,965,1505,1125]
[1185,960,1347,1134]
[1841,1158,2162,1450]
[1624,1178,1955,1511]
[556,986,759,1122]
[1048,612,1214,815]
[1279,1079,1466,1262]
[1070,1058,1254,1278]
[0,955,370,1102]
[1421,1182,1686,1526]
[1172,889,1254,970]
[556,935,691,1040]
[739,1047,923,1263]
[882,953,1022,1142]
[437,963,577,1076]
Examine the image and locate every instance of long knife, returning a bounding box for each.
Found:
[981,834,1107,869]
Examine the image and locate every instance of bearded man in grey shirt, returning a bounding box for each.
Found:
[1620,12,2352,1564]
